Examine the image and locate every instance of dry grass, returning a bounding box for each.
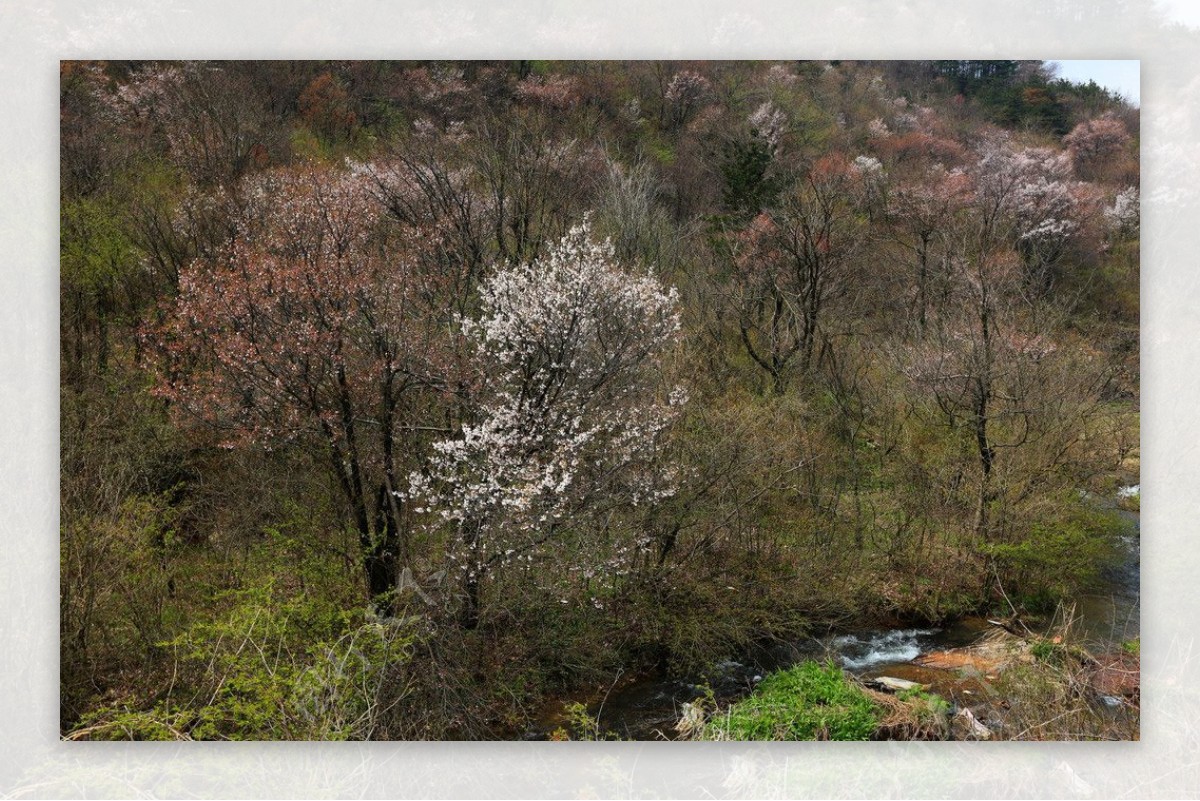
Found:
[860,686,950,740]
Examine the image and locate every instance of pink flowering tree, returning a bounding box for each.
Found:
[148,164,454,612]
[98,61,284,186]
[408,223,686,628]
[514,73,581,111]
[898,136,1109,541]
[728,153,867,392]
[1063,112,1132,179]
[900,242,1102,543]
[356,151,493,322]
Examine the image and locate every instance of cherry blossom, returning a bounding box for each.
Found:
[1063,112,1131,174]
[1105,186,1140,236]
[147,163,450,610]
[749,102,787,151]
[407,222,686,621]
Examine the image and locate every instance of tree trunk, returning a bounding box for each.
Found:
[364,546,396,616]
[917,233,929,335]
[972,332,994,540]
[461,574,481,630]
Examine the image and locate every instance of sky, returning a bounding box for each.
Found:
[1049,0,1196,107]
[1048,60,1140,106]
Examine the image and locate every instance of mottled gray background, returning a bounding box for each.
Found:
[1,0,1194,797]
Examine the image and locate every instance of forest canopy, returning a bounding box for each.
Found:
[61,59,1139,741]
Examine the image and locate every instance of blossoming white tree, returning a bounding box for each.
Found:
[898,135,1110,542]
[1105,186,1139,238]
[409,222,687,627]
[973,135,1083,291]
[748,102,787,151]
[663,69,712,130]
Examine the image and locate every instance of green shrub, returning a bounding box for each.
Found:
[985,495,1128,609]
[1117,488,1140,513]
[70,580,416,740]
[549,701,626,741]
[890,686,951,739]
[700,661,879,741]
[896,686,950,717]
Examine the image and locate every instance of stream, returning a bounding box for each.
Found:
[524,491,1140,740]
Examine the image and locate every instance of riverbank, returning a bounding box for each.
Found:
[532,495,1139,741]
[538,615,1139,741]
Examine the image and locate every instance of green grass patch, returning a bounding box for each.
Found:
[1030,638,1063,663]
[700,661,878,740]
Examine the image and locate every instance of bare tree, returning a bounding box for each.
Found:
[727,154,867,393]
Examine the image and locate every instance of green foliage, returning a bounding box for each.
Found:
[73,706,197,741]
[720,135,781,217]
[1121,638,1140,657]
[893,686,951,738]
[1030,638,1063,663]
[61,196,136,294]
[289,126,327,161]
[929,60,1073,133]
[72,581,415,740]
[60,487,183,669]
[984,495,1128,611]
[1051,78,1124,110]
[643,134,676,166]
[896,686,950,717]
[700,662,879,741]
[551,701,625,741]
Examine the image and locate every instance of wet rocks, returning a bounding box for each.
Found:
[953,707,993,740]
[865,676,924,692]
[913,629,1022,674]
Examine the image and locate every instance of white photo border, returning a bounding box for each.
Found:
[4,1,1193,797]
